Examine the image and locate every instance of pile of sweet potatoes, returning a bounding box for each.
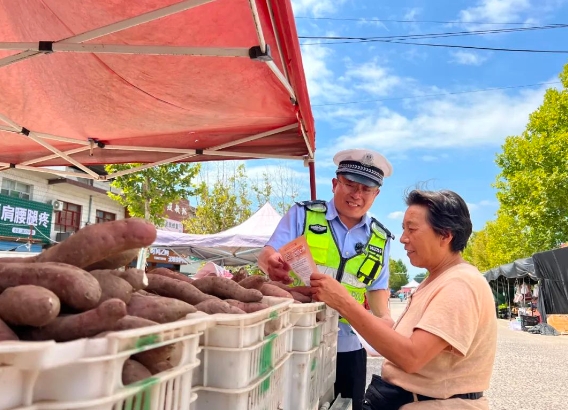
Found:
[0,217,313,386]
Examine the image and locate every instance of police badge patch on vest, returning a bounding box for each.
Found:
[308,224,328,234]
[368,245,383,255]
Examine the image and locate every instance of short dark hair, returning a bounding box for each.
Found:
[404,189,472,252]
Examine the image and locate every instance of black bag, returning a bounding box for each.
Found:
[362,375,414,410]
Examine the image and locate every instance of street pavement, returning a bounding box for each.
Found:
[365,299,568,409]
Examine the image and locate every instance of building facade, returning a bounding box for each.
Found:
[0,166,125,252]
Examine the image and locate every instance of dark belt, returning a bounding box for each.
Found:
[363,375,483,410]
[416,392,483,401]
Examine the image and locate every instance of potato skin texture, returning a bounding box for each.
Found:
[192,277,263,303]
[0,262,101,311]
[36,218,156,268]
[20,299,127,342]
[0,285,61,326]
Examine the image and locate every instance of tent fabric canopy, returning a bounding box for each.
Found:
[401,280,420,289]
[483,257,537,281]
[533,247,568,317]
[153,202,282,265]
[0,0,315,185]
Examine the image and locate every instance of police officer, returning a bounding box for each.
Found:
[258,148,394,410]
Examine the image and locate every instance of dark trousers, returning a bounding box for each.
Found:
[335,348,367,410]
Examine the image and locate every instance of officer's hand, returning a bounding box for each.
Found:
[265,252,293,284]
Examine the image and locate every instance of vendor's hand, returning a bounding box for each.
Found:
[310,271,351,311]
[264,252,293,284]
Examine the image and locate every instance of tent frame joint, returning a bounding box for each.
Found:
[249,44,273,62]
[38,41,54,53]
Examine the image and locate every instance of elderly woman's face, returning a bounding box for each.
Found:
[400,205,447,269]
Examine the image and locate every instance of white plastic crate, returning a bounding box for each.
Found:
[283,345,321,410]
[194,326,291,389]
[195,297,293,349]
[17,362,199,410]
[320,355,337,401]
[192,354,289,410]
[322,307,340,335]
[0,315,213,409]
[288,302,325,327]
[291,321,323,352]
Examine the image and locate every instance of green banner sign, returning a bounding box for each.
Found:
[0,194,53,243]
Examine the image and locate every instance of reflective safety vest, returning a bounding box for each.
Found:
[296,200,393,324]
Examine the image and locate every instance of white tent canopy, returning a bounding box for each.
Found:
[152,202,282,266]
[401,279,420,289]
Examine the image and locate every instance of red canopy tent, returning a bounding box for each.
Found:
[0,0,317,197]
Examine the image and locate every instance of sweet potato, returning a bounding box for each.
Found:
[0,255,37,263]
[114,315,158,331]
[122,359,152,385]
[192,276,263,303]
[260,284,293,299]
[36,218,157,268]
[20,299,127,342]
[0,262,101,311]
[267,281,312,296]
[225,299,269,313]
[0,285,60,326]
[0,317,18,341]
[145,274,215,305]
[85,249,140,271]
[143,360,174,375]
[195,299,245,314]
[238,275,269,290]
[290,291,312,303]
[90,271,133,304]
[127,293,196,323]
[148,268,194,284]
[90,268,147,291]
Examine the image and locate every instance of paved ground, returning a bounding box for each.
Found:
[366,299,568,409]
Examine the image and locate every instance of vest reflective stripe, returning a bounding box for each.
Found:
[303,209,388,324]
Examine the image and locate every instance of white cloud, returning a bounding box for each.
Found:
[467,199,499,212]
[458,0,531,24]
[388,211,405,220]
[450,51,489,66]
[329,84,547,155]
[421,155,438,162]
[291,0,345,17]
[300,45,352,104]
[466,202,480,211]
[344,61,406,96]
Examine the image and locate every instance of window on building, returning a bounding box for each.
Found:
[1,179,32,200]
[54,202,82,233]
[96,210,116,224]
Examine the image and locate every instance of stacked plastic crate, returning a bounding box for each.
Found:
[318,305,339,403]
[0,315,213,410]
[282,302,325,410]
[191,297,294,410]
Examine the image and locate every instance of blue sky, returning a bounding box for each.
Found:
[243,0,568,278]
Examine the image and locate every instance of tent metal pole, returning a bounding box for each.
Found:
[53,44,251,57]
[106,123,299,178]
[266,0,290,82]
[20,147,91,166]
[13,165,99,179]
[309,160,317,200]
[0,0,217,69]
[265,61,296,101]
[105,145,302,160]
[248,0,267,53]
[296,112,314,159]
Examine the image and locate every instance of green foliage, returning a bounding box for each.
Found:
[105,163,200,226]
[494,64,568,252]
[388,258,409,291]
[413,272,429,283]
[184,164,253,234]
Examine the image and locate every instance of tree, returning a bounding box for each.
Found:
[184,163,253,234]
[494,63,568,252]
[388,258,409,291]
[251,162,303,214]
[413,272,429,283]
[463,211,533,272]
[105,163,200,226]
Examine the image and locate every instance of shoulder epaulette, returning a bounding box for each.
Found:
[296,199,327,213]
[371,217,394,240]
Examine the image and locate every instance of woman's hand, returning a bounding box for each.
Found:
[310,271,352,311]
